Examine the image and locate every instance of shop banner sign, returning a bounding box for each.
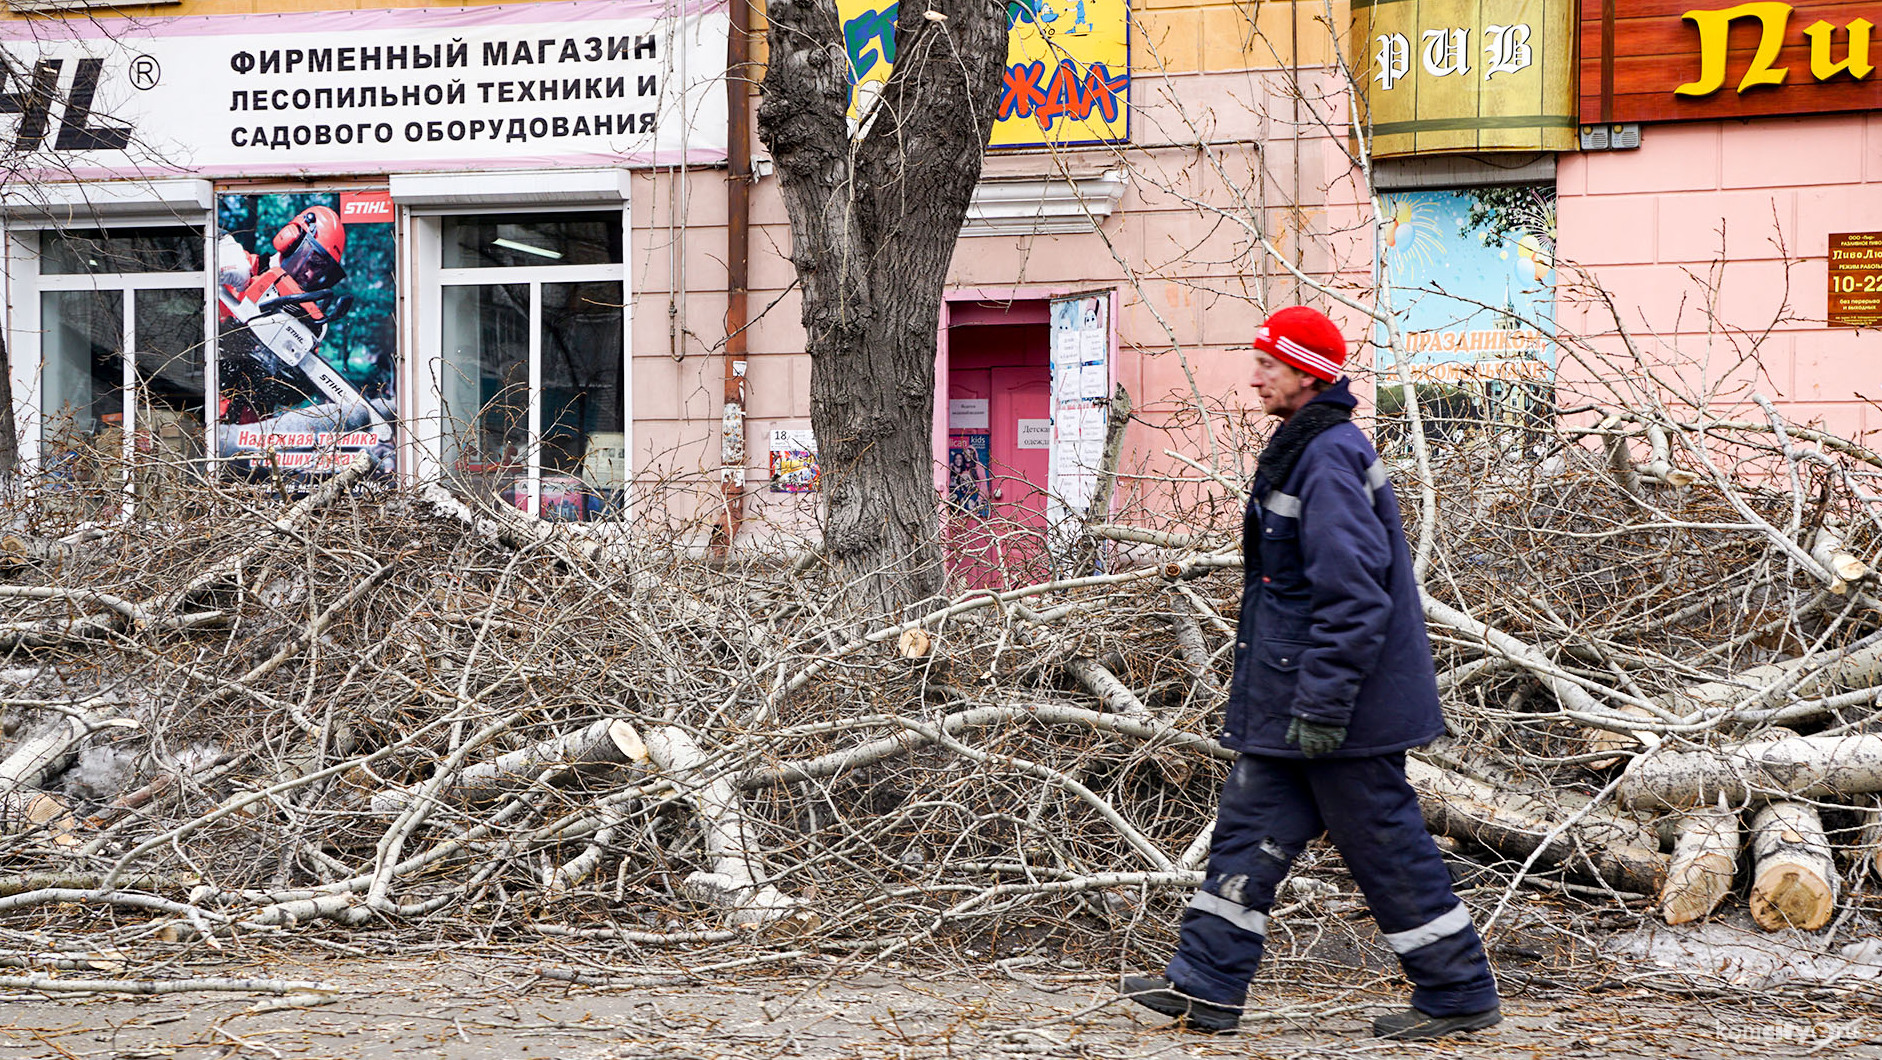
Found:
[1581,0,1882,124]
[0,0,728,180]
[1354,0,1577,157]
[1378,187,1556,442]
[838,0,1129,148]
[1047,291,1112,551]
[217,191,398,477]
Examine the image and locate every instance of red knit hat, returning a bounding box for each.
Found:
[1253,306,1347,383]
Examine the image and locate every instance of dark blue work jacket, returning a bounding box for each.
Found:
[1223,384,1446,757]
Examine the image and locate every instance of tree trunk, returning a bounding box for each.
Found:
[1748,801,1837,931]
[1405,758,1668,894]
[1659,798,1738,925]
[369,719,646,818]
[1618,734,1882,810]
[758,0,1008,616]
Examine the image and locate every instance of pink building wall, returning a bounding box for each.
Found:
[1555,113,1882,440]
[626,30,1374,542]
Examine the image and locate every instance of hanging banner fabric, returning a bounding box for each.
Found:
[216,191,398,478]
[0,0,728,181]
[1353,0,1577,157]
[836,0,1130,148]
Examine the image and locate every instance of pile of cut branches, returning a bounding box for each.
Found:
[1,394,1881,997]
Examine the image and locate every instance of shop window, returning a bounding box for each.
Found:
[432,211,626,520]
[28,226,208,518]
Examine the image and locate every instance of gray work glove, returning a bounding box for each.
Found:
[1286,717,1347,758]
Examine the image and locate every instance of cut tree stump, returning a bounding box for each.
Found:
[1659,796,1738,925]
[1748,801,1838,931]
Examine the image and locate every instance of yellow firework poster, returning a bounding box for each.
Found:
[836,0,1130,148]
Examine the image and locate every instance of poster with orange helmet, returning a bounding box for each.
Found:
[215,190,397,478]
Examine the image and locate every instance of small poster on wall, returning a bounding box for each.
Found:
[769,429,819,493]
[215,190,397,478]
[947,432,991,516]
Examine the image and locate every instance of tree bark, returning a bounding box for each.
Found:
[758,0,1009,615]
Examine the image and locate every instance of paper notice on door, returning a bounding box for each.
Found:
[948,398,989,430]
[1079,329,1107,364]
[1056,367,1082,403]
[1017,419,1052,449]
[1079,407,1107,442]
[1053,331,1082,367]
[1079,435,1106,470]
[1080,363,1108,400]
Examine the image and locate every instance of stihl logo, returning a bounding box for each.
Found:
[0,57,133,152]
[340,193,393,221]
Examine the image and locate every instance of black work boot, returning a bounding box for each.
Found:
[1118,975,1242,1033]
[1371,1005,1502,1039]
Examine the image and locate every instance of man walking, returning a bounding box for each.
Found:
[1121,307,1501,1040]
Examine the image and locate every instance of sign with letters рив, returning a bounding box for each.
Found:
[0,0,729,180]
[1354,0,1578,157]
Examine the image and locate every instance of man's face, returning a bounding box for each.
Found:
[1250,350,1321,418]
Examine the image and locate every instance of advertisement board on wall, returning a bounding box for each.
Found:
[837,0,1129,148]
[1378,186,1556,445]
[0,0,728,180]
[217,191,398,477]
[1581,0,1882,125]
[1354,0,1578,156]
[1830,232,1882,329]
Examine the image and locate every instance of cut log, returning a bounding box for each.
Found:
[369,719,647,818]
[1618,734,1882,810]
[1748,801,1838,931]
[1659,796,1738,925]
[1406,758,1668,894]
[642,725,813,932]
[1811,527,1870,595]
[0,791,77,844]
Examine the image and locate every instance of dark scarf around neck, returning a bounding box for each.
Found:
[1255,399,1352,496]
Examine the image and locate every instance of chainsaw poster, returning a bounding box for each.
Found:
[216,190,397,477]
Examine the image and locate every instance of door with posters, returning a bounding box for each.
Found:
[944,316,1052,589]
[215,190,397,480]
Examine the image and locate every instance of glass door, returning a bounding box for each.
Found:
[435,212,625,519]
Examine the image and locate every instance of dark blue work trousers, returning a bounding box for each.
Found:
[1165,753,1499,1016]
